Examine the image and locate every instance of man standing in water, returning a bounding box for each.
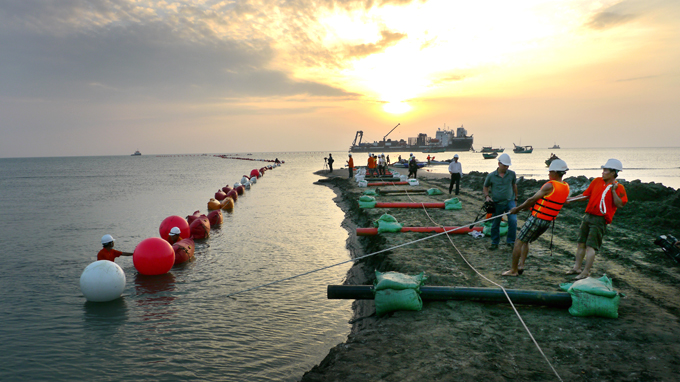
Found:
[448,154,462,195]
[97,235,133,262]
[566,159,627,280]
[502,160,570,276]
[483,153,518,250]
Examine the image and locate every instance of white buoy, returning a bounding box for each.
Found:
[80,260,126,302]
[233,182,242,189]
[240,176,249,185]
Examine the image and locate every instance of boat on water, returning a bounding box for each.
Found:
[545,154,560,166]
[131,150,141,156]
[350,124,474,153]
[482,152,499,159]
[480,146,504,153]
[392,161,427,169]
[513,143,533,154]
[550,143,561,149]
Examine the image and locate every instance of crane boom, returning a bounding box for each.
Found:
[383,123,400,141]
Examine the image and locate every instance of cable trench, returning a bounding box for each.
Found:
[403,188,563,382]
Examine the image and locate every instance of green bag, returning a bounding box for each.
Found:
[358,195,377,209]
[373,214,403,233]
[374,289,423,316]
[427,188,443,196]
[559,275,621,318]
[363,189,378,196]
[444,198,463,210]
[374,270,426,291]
[482,220,508,236]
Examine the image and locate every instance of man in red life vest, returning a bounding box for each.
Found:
[97,234,133,262]
[566,158,627,280]
[502,160,570,276]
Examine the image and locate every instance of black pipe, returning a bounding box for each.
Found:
[375,189,428,195]
[327,285,572,308]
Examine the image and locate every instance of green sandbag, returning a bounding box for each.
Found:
[374,270,426,291]
[559,275,620,318]
[358,195,377,209]
[445,198,463,210]
[427,188,443,196]
[363,189,378,196]
[373,214,403,232]
[482,220,508,236]
[374,288,423,316]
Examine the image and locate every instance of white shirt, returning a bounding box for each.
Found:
[448,160,463,175]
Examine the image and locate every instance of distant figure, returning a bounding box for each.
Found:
[367,153,377,176]
[97,234,133,262]
[167,227,182,245]
[347,154,354,178]
[398,155,402,163]
[275,158,280,164]
[483,153,518,250]
[386,155,391,165]
[448,154,462,195]
[408,155,418,179]
[378,154,386,176]
[566,159,628,280]
[502,160,570,277]
[327,154,334,173]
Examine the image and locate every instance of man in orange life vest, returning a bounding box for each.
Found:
[502,159,570,276]
[566,158,627,280]
[347,154,354,178]
[97,234,133,262]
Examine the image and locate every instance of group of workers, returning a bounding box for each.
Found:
[97,227,185,263]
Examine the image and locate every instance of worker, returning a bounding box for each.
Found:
[97,234,133,262]
[167,227,183,245]
[448,154,463,195]
[347,154,354,178]
[483,153,518,250]
[566,159,628,280]
[502,160,570,276]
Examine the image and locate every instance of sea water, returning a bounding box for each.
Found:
[0,153,353,382]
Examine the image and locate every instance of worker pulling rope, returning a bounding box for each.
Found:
[403,188,564,382]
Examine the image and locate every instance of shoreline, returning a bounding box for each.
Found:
[304,168,680,381]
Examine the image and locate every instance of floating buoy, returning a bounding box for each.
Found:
[226,189,238,201]
[186,210,201,224]
[215,190,227,201]
[207,198,221,210]
[221,197,234,211]
[80,260,126,302]
[173,238,195,265]
[222,186,232,193]
[250,169,260,179]
[240,176,249,184]
[235,185,245,195]
[133,237,175,276]
[207,209,223,226]
[190,215,210,239]
[159,216,190,241]
[233,182,242,189]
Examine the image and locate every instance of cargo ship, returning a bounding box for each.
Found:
[349,124,474,153]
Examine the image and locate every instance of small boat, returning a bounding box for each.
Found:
[392,161,427,168]
[131,150,141,156]
[482,152,498,159]
[480,146,504,153]
[513,143,533,154]
[545,154,560,166]
[550,143,561,149]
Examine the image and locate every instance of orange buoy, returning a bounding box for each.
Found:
[173,238,195,265]
[221,197,234,211]
[357,226,483,236]
[207,209,223,227]
[159,216,190,241]
[133,237,175,275]
[207,198,221,210]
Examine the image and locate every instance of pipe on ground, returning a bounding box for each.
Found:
[356,226,483,236]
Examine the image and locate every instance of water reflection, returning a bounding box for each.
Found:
[83,298,129,327]
[134,273,177,326]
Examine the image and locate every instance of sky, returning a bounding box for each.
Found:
[1,0,679,157]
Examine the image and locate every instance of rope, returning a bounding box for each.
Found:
[403,188,564,382]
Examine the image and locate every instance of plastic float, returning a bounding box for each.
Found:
[250,169,260,179]
[215,190,228,201]
[235,185,245,195]
[207,198,221,210]
[172,238,195,265]
[357,226,483,236]
[80,260,126,302]
[159,215,190,241]
[326,285,572,308]
[189,214,210,239]
[226,189,238,201]
[186,210,201,224]
[133,237,175,276]
[222,186,232,193]
[220,197,234,211]
[207,209,223,227]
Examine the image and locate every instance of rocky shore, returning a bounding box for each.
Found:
[303,169,680,382]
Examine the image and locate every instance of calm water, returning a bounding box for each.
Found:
[0,153,353,381]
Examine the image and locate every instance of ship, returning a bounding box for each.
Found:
[131,150,141,156]
[349,124,473,153]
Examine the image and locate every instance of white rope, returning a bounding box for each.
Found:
[404,188,564,382]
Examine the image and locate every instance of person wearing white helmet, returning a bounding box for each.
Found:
[97,234,133,262]
[167,227,183,245]
[502,159,570,276]
[448,154,463,195]
[378,154,386,176]
[408,153,419,179]
[483,153,518,250]
[566,158,628,279]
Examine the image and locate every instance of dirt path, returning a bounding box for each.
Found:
[305,169,680,382]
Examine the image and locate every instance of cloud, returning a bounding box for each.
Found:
[345,29,407,58]
[584,1,644,30]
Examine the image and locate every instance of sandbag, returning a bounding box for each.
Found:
[373,214,403,233]
[358,180,368,188]
[560,274,621,318]
[363,189,378,196]
[358,195,377,209]
[374,270,425,291]
[482,220,508,236]
[408,179,419,186]
[427,188,443,195]
[374,289,423,316]
[445,198,463,210]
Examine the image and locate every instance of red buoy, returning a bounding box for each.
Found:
[133,237,175,275]
[235,185,245,195]
[222,186,232,193]
[207,209,223,227]
[186,210,201,224]
[215,190,227,201]
[173,238,195,265]
[250,169,260,179]
[226,189,238,201]
[190,215,210,239]
[159,216,190,242]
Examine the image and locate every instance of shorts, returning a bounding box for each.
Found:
[517,215,552,243]
[577,213,607,251]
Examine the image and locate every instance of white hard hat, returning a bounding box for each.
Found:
[454,154,459,158]
[410,153,413,156]
[348,153,352,156]
[498,153,512,166]
[101,234,115,245]
[601,158,623,171]
[548,159,569,172]
[169,227,181,236]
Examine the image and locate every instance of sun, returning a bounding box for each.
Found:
[383,102,412,114]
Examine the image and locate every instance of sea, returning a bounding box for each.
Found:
[0,148,677,382]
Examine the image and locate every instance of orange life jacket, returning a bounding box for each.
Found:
[531,180,570,221]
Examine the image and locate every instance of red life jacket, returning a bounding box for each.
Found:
[531,180,570,221]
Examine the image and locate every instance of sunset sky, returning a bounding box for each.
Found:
[1,0,679,157]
